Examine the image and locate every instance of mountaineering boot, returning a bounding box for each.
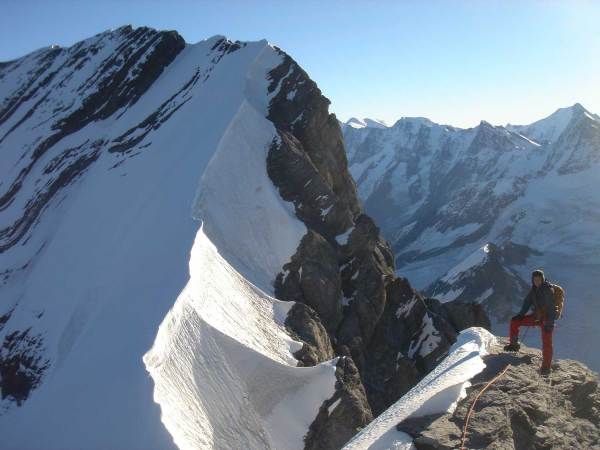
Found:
[540,366,551,376]
[503,342,520,352]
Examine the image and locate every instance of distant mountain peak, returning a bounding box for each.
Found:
[506,102,599,144]
[392,116,436,129]
[344,117,388,129]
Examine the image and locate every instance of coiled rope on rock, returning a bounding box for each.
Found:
[459,364,511,450]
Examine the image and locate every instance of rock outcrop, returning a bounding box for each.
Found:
[304,357,373,450]
[398,341,600,449]
[266,50,491,446]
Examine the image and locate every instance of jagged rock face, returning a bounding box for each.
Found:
[362,277,448,416]
[279,230,344,333]
[267,53,359,238]
[304,357,373,450]
[335,214,396,362]
[285,302,335,366]
[398,342,600,449]
[266,51,491,446]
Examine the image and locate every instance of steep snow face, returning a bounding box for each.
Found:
[143,225,336,450]
[343,104,600,370]
[343,328,496,449]
[192,100,307,291]
[0,26,337,449]
[143,97,340,450]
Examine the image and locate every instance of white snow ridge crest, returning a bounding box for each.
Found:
[143,90,337,449]
[143,225,337,450]
[343,328,496,450]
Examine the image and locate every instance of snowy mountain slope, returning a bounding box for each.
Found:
[143,99,337,450]
[425,243,530,323]
[143,225,337,450]
[343,327,496,449]
[0,26,336,449]
[0,26,489,449]
[343,104,600,370]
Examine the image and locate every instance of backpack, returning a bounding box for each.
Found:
[551,283,565,319]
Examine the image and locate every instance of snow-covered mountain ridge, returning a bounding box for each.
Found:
[343,103,600,370]
[0,26,488,449]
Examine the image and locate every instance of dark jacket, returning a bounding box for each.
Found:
[518,280,557,326]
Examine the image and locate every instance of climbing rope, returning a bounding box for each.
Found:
[459,363,511,450]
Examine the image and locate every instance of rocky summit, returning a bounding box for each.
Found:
[398,341,600,449]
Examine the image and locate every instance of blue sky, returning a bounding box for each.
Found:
[2,0,599,128]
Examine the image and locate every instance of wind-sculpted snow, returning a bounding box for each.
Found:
[342,328,496,450]
[143,90,340,450]
[143,226,336,450]
[192,100,307,292]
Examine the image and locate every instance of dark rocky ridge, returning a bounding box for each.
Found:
[265,50,490,448]
[0,328,49,405]
[398,342,600,449]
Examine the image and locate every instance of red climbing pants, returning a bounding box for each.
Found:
[509,314,553,369]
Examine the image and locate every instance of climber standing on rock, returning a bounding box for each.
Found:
[504,269,564,376]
